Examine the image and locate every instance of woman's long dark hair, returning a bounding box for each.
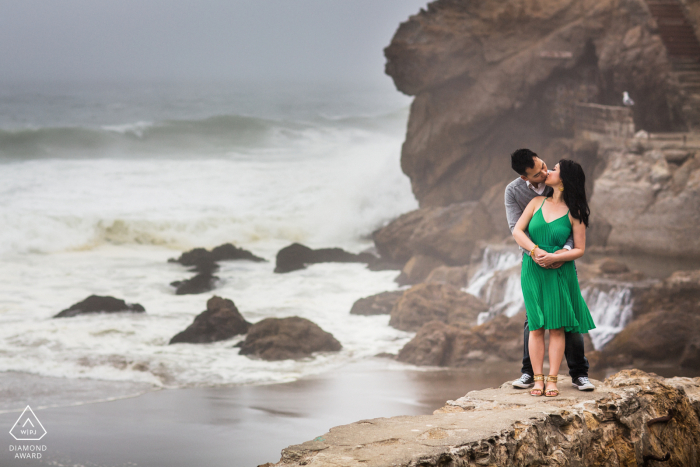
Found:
[559,159,590,227]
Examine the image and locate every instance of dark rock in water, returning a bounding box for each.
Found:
[171,272,219,295]
[169,296,250,344]
[54,295,145,318]
[210,243,266,262]
[168,243,265,293]
[374,352,397,359]
[366,259,405,271]
[350,291,404,316]
[274,243,375,273]
[170,243,266,269]
[235,316,342,360]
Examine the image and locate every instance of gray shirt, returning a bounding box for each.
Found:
[504,177,574,252]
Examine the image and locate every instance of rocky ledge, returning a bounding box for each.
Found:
[264,370,700,466]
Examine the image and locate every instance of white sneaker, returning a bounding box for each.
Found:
[512,374,535,389]
[571,376,595,391]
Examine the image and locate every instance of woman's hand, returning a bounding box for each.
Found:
[534,250,559,268]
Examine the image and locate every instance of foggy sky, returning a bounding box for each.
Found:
[0,0,428,84]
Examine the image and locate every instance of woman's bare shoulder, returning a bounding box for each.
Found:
[527,196,546,210]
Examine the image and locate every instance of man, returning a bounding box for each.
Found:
[505,148,595,391]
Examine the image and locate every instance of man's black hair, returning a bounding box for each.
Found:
[511,148,537,176]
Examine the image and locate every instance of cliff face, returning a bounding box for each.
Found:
[385,0,677,210]
[265,370,700,466]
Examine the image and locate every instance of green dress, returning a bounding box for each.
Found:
[521,198,596,333]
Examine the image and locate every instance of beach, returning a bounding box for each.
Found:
[1,359,522,466]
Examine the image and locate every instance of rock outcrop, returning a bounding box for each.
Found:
[385,0,681,209]
[395,254,446,286]
[597,269,700,368]
[266,370,700,467]
[54,295,145,318]
[350,291,404,316]
[169,296,250,344]
[170,272,219,295]
[591,136,700,257]
[397,312,524,367]
[381,0,700,258]
[274,243,377,273]
[372,202,495,267]
[168,243,265,294]
[389,283,488,332]
[423,265,470,288]
[170,243,266,271]
[235,316,342,361]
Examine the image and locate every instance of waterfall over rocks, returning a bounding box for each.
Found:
[466,245,635,349]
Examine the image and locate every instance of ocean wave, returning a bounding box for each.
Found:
[0,111,405,160]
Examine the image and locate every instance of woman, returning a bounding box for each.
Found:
[512,159,596,397]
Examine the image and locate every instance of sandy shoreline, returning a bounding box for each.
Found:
[2,359,697,466]
[0,359,523,466]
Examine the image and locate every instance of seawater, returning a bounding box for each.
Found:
[0,81,418,388]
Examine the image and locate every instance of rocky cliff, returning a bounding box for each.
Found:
[264,370,700,466]
[382,0,700,258]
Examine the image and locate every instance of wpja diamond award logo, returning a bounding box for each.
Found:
[8,406,48,459]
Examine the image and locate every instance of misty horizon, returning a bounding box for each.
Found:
[0,0,428,85]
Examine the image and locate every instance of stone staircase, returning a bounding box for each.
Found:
[647,0,700,127]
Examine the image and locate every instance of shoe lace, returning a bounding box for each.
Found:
[521,374,532,382]
[578,377,590,384]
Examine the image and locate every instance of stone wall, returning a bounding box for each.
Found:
[574,103,635,141]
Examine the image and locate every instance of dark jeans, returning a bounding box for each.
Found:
[521,319,589,379]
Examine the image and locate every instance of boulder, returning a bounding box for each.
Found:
[389,283,487,332]
[373,202,495,266]
[274,243,376,273]
[349,291,404,316]
[168,243,265,293]
[423,265,470,288]
[632,269,700,318]
[54,295,145,318]
[397,320,486,367]
[171,243,266,269]
[397,313,525,367]
[169,296,250,344]
[680,337,700,370]
[170,272,218,295]
[372,209,430,264]
[599,258,629,274]
[599,309,700,366]
[235,316,342,361]
[395,254,446,286]
[470,312,525,361]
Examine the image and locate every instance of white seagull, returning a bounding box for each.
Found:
[622,91,635,106]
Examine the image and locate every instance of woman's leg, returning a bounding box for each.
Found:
[547,328,565,394]
[529,328,545,393]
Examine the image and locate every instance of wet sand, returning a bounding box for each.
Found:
[1,359,697,467]
[0,359,522,467]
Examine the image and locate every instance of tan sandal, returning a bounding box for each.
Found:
[530,374,544,396]
[545,375,559,397]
